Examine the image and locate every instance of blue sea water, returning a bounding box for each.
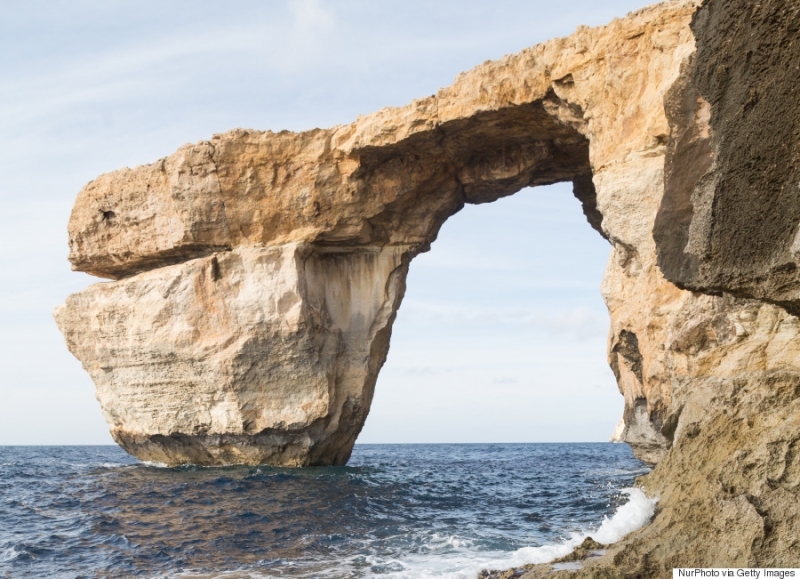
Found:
[0,443,651,579]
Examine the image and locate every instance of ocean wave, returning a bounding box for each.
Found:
[140,460,169,468]
[378,487,657,579]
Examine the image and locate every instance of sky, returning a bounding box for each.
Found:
[0,0,656,445]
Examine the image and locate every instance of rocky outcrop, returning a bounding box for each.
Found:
[486,0,800,575]
[55,0,800,571]
[56,243,409,465]
[655,0,800,315]
[597,0,800,572]
[57,0,704,466]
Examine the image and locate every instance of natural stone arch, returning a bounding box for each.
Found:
[51,0,800,572]
[56,103,597,467]
[56,0,701,466]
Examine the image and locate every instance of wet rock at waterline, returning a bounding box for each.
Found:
[55,0,800,571]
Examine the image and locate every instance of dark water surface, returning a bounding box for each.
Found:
[0,444,650,578]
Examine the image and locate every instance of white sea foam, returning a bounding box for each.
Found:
[141,460,169,468]
[377,487,658,579]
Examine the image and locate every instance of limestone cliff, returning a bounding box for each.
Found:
[485,0,800,576]
[56,0,800,572]
[592,0,800,573]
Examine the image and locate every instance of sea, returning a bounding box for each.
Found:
[0,443,654,579]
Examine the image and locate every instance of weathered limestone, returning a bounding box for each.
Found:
[484,0,800,575]
[592,0,800,572]
[58,0,703,466]
[57,244,409,465]
[56,0,800,571]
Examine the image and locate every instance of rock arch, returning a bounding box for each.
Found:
[54,0,800,571]
[55,0,700,467]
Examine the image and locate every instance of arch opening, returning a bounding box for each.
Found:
[358,182,620,444]
[57,97,619,467]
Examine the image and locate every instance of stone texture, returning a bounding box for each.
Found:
[484,0,800,575]
[55,0,800,572]
[57,0,705,467]
[655,0,800,314]
[56,243,409,465]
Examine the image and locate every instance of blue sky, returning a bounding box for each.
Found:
[0,0,655,444]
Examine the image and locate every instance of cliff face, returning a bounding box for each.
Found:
[515,0,800,575]
[656,0,800,314]
[595,0,800,573]
[56,0,800,570]
[57,244,409,465]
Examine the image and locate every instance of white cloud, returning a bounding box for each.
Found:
[0,3,343,145]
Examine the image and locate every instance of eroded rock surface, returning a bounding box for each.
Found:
[484,0,800,575]
[655,0,800,312]
[57,0,704,467]
[57,244,408,465]
[56,0,800,571]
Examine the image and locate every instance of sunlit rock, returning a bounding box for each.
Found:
[55,0,800,569]
[58,0,703,467]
